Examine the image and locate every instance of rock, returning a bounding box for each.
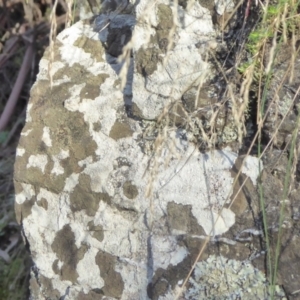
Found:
[14,0,299,299]
[263,42,300,148]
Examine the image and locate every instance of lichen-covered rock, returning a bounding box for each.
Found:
[14,0,294,299]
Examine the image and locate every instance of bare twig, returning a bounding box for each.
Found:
[0,41,34,132]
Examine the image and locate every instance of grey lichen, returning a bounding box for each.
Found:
[185,255,286,300]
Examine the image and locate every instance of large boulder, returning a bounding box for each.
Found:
[14,0,300,299]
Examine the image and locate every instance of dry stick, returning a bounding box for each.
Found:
[0,42,34,132]
[289,13,297,84]
[48,0,59,88]
[65,0,74,28]
[0,36,20,69]
[265,15,280,74]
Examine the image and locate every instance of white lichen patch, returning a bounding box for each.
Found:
[15,183,35,205]
[16,147,25,157]
[78,156,93,167]
[57,21,106,68]
[116,258,149,300]
[58,28,124,136]
[20,129,32,136]
[20,188,68,274]
[35,189,69,239]
[25,103,33,123]
[152,235,188,270]
[76,247,104,291]
[20,186,111,296]
[133,47,208,120]
[184,255,286,299]
[42,127,52,147]
[156,146,238,236]
[93,202,146,257]
[37,59,66,81]
[63,84,86,112]
[51,149,69,176]
[242,155,263,186]
[63,173,80,193]
[72,89,122,136]
[27,154,48,173]
[177,2,214,39]
[82,161,112,193]
[131,0,215,119]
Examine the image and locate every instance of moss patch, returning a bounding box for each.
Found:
[95,250,124,298]
[109,121,133,140]
[122,181,138,199]
[51,224,88,283]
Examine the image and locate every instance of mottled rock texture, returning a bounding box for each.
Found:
[14,0,299,299]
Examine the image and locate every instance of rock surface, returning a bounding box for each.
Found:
[14,0,300,299]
